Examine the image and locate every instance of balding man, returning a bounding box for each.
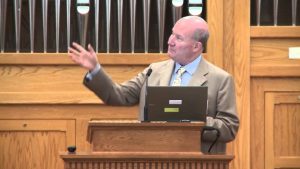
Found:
[68,16,239,153]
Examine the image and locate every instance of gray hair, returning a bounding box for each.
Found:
[193,28,209,50]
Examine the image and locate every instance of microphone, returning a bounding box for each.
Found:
[143,68,152,122]
[146,68,153,78]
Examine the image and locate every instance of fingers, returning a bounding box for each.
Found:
[68,50,80,64]
[68,43,84,64]
[68,42,88,59]
[68,46,80,56]
[87,44,98,62]
[88,44,95,53]
[68,42,97,70]
[88,44,99,70]
[68,45,80,63]
[71,42,86,52]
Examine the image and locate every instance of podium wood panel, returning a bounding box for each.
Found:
[87,121,205,152]
[62,121,234,169]
[61,152,234,169]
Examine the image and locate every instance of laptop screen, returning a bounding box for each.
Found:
[145,86,208,122]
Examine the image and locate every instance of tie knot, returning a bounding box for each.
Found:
[177,67,186,76]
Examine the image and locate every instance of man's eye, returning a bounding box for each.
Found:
[176,36,183,41]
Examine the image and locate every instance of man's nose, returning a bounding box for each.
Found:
[168,35,174,46]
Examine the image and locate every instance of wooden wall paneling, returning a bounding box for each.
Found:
[0,120,75,146]
[0,119,75,169]
[223,0,235,75]
[207,0,251,169]
[265,92,300,169]
[251,39,300,77]
[206,2,251,169]
[0,65,145,92]
[251,78,300,169]
[251,27,300,38]
[207,0,224,68]
[0,0,249,168]
[76,118,91,152]
[0,105,139,120]
[232,0,251,169]
[250,78,265,169]
[251,39,300,65]
[0,53,170,65]
[0,65,145,104]
[223,0,236,161]
[0,105,139,153]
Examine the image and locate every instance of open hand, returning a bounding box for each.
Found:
[68,42,99,71]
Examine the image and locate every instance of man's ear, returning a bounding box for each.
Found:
[193,41,202,51]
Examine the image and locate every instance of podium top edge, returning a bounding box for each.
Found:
[60,152,234,161]
[87,120,205,127]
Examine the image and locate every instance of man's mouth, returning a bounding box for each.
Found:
[168,47,175,53]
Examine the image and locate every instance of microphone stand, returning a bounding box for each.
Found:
[143,69,152,122]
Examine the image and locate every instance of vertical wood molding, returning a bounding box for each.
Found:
[265,93,275,169]
[223,0,235,75]
[76,118,91,152]
[232,0,251,169]
[207,0,224,68]
[223,0,250,169]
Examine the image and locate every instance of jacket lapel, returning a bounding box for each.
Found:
[158,60,175,86]
[188,58,209,86]
[153,58,209,86]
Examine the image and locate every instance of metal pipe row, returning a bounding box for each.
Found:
[67,0,71,50]
[256,0,298,26]
[130,0,136,53]
[143,0,151,53]
[77,0,90,48]
[94,0,99,52]
[292,0,298,26]
[0,0,7,52]
[42,0,48,53]
[55,0,60,52]
[274,0,278,26]
[29,0,35,53]
[14,0,22,53]
[106,0,111,53]
[172,0,184,24]
[2,0,207,53]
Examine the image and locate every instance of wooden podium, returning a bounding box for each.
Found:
[60,121,233,169]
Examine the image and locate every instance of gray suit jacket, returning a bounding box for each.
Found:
[84,58,239,153]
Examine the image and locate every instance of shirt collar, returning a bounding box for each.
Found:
[174,55,202,75]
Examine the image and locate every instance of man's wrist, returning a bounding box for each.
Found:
[85,63,101,82]
[89,63,101,76]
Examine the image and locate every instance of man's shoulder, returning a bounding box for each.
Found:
[149,59,174,69]
[204,59,232,78]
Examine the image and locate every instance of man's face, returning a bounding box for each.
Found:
[167,21,197,65]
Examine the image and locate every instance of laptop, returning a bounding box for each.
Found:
[144,86,208,122]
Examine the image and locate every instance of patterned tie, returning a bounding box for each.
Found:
[172,67,186,86]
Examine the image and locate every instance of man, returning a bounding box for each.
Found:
[68,16,239,153]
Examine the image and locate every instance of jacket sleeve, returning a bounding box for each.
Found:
[203,75,239,142]
[83,67,150,106]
